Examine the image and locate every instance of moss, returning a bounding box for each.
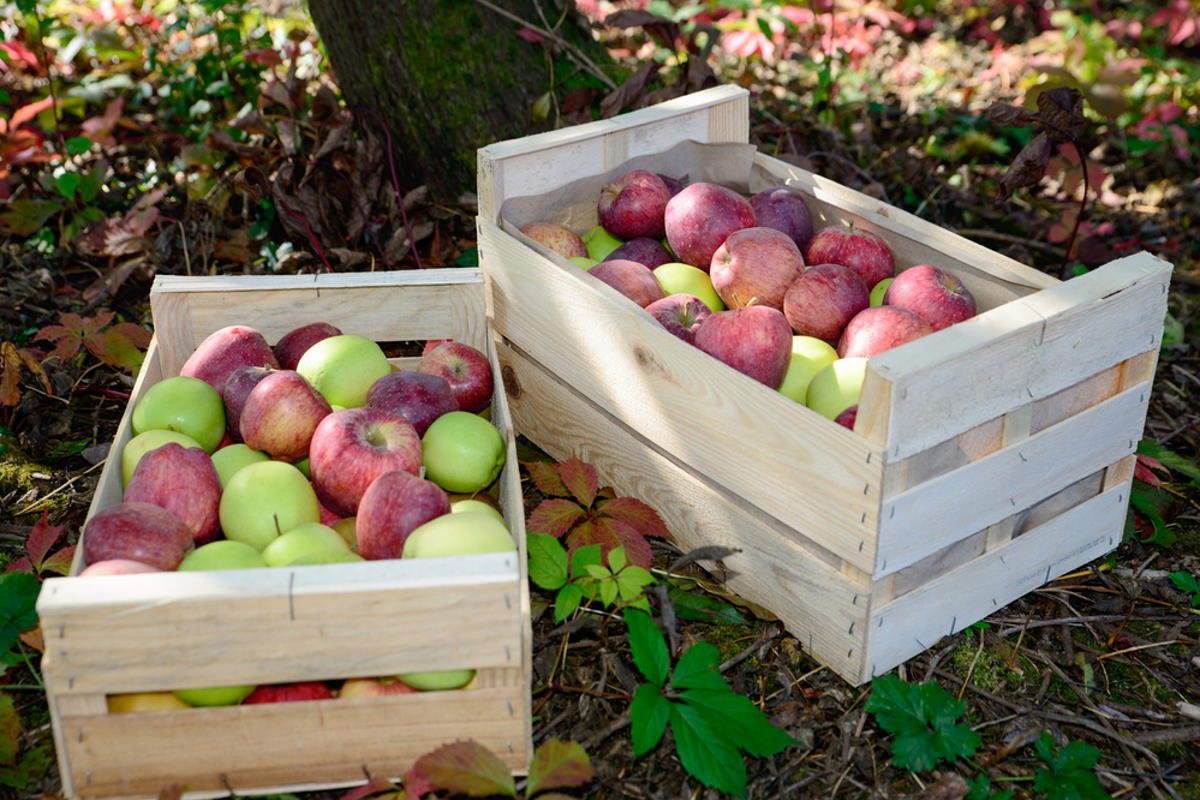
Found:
[947,635,1041,694]
[698,621,759,663]
[0,442,70,519]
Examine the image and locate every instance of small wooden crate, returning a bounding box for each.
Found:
[476,85,1172,685]
[37,270,532,799]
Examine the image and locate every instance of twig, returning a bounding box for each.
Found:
[954,227,1067,256]
[1131,725,1200,746]
[474,0,616,90]
[1097,641,1180,661]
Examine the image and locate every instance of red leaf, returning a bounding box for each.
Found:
[0,41,40,72]
[528,498,586,538]
[527,738,594,795]
[515,27,544,44]
[336,776,399,800]
[32,324,82,362]
[1134,455,1164,488]
[4,556,33,575]
[567,516,654,569]
[597,496,671,541]
[81,97,124,145]
[405,740,516,797]
[39,546,76,577]
[558,458,598,506]
[86,323,151,373]
[6,96,54,132]
[245,48,284,66]
[26,512,67,570]
[522,460,569,497]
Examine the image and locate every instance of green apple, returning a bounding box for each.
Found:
[451,499,505,523]
[295,334,391,409]
[806,357,868,420]
[568,256,597,270]
[778,336,839,404]
[286,550,365,566]
[122,429,205,486]
[261,522,353,567]
[219,460,321,551]
[652,262,726,313]
[402,511,515,559]
[295,457,311,478]
[210,444,270,488]
[173,684,255,707]
[331,517,357,550]
[421,411,506,494]
[582,224,622,261]
[869,277,894,307]
[131,375,226,453]
[178,540,269,571]
[396,668,475,691]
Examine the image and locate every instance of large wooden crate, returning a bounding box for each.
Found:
[37,270,532,799]
[476,85,1171,685]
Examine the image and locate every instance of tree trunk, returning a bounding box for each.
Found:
[307,0,614,202]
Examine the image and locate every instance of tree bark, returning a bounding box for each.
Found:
[307,0,614,201]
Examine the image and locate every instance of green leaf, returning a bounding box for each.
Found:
[668,587,748,625]
[553,583,584,623]
[670,641,727,691]
[583,564,612,580]
[866,675,981,772]
[616,565,656,602]
[607,546,627,573]
[1137,439,1200,486]
[528,533,568,591]
[454,246,479,268]
[0,574,39,657]
[0,693,18,766]
[569,543,603,579]
[406,740,517,797]
[65,136,92,156]
[54,173,81,200]
[597,575,619,607]
[1168,571,1200,606]
[629,683,671,756]
[1129,485,1175,546]
[525,738,593,794]
[681,688,795,757]
[0,199,62,236]
[669,703,747,798]
[1033,733,1110,800]
[623,608,669,688]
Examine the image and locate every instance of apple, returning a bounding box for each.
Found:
[261,522,354,567]
[883,264,977,331]
[664,182,756,269]
[805,224,895,291]
[422,339,452,356]
[606,237,674,270]
[598,169,671,240]
[657,173,686,197]
[339,676,419,698]
[396,669,475,692]
[82,502,194,571]
[219,460,321,551]
[710,226,806,311]
[652,262,726,313]
[869,277,893,307]
[332,517,357,550]
[777,336,839,403]
[308,407,423,517]
[569,256,597,270]
[589,259,666,308]
[421,411,507,494]
[173,684,255,707]
[210,443,270,488]
[582,224,623,262]
[273,322,343,371]
[749,186,814,252]
[178,540,269,571]
[107,692,191,713]
[244,681,334,704]
[520,221,588,259]
[356,470,451,560]
[451,498,505,523]
[418,341,494,414]
[694,305,792,389]
[286,550,364,566]
[835,406,859,430]
[123,442,223,545]
[402,511,516,558]
[239,369,333,462]
[296,334,392,409]
[806,357,869,420]
[367,371,458,437]
[645,294,712,345]
[79,559,161,577]
[121,429,204,487]
[782,263,870,344]
[180,325,279,397]
[837,305,933,359]
[131,375,225,453]
[221,365,273,442]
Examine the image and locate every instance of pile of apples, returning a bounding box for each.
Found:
[520,169,978,428]
[81,323,514,709]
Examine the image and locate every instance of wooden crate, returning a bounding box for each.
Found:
[476,85,1171,685]
[37,269,532,799]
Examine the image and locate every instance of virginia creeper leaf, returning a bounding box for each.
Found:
[527,532,568,591]
[525,738,593,794]
[624,608,669,687]
[680,688,796,757]
[866,675,981,772]
[558,458,598,507]
[406,740,516,797]
[670,641,727,692]
[629,683,671,756]
[0,573,39,657]
[527,498,585,538]
[0,693,19,766]
[39,546,76,577]
[607,545,627,573]
[336,775,399,800]
[569,516,654,569]
[554,583,584,623]
[1033,733,1109,800]
[0,199,61,236]
[669,703,747,798]
[25,512,66,572]
[597,495,671,540]
[89,323,150,373]
[569,543,603,577]
[522,460,569,497]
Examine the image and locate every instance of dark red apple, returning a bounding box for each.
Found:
[805,225,895,291]
[782,264,870,344]
[750,187,814,252]
[239,370,332,462]
[606,237,674,269]
[883,264,977,331]
[123,443,222,545]
[709,226,806,310]
[694,306,792,388]
[645,294,712,345]
[180,325,279,397]
[418,341,494,414]
[597,169,671,240]
[222,365,273,442]
[273,322,342,371]
[82,502,194,570]
[309,407,423,517]
[664,182,756,270]
[243,681,334,704]
[519,221,588,259]
[356,470,451,560]
[589,259,667,308]
[838,306,933,359]
[835,406,858,430]
[366,371,458,437]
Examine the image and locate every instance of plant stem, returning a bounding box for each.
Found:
[1065,139,1090,266]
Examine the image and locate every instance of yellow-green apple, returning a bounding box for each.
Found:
[652,262,726,312]
[366,371,458,437]
[664,182,756,269]
[645,294,712,345]
[598,169,671,240]
[210,443,269,488]
[582,224,623,261]
[569,256,597,270]
[869,277,893,307]
[261,522,353,567]
[451,498,505,523]
[835,406,858,430]
[286,549,364,566]
[694,306,792,388]
[750,186,814,251]
[178,540,269,571]
[123,442,222,544]
[309,407,422,517]
[607,237,673,269]
[173,684,255,707]
[519,221,587,259]
[82,502,194,570]
[417,341,494,414]
[180,325,279,397]
[79,559,161,576]
[356,470,451,560]
[882,264,977,330]
[805,225,895,291]
[396,669,475,692]
[402,510,515,558]
[239,369,332,462]
[332,517,357,550]
[296,334,392,409]
[243,681,334,704]
[710,226,806,311]
[131,375,225,453]
[122,429,204,486]
[421,411,507,494]
[273,322,343,370]
[806,357,868,420]
[107,692,191,713]
[219,460,321,551]
[782,263,870,344]
[589,259,666,308]
[221,365,273,441]
[338,676,419,698]
[837,306,933,359]
[777,336,839,403]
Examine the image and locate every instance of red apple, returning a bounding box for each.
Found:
[418,341,494,414]
[805,225,895,291]
[123,443,222,545]
[222,365,273,442]
[664,182,756,270]
[782,264,870,344]
[309,407,423,517]
[273,322,343,371]
[709,226,806,311]
[239,369,333,462]
[750,187,814,252]
[82,502,194,570]
[883,264,977,331]
[597,169,671,240]
[422,338,452,356]
[180,325,279,397]
[243,681,334,704]
[338,676,419,698]
[657,173,686,197]
[366,370,458,437]
[519,221,588,259]
[837,306,933,359]
[589,259,667,308]
[606,237,674,270]
[694,306,792,388]
[645,294,712,345]
[356,470,451,560]
[78,559,161,577]
[835,405,858,430]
